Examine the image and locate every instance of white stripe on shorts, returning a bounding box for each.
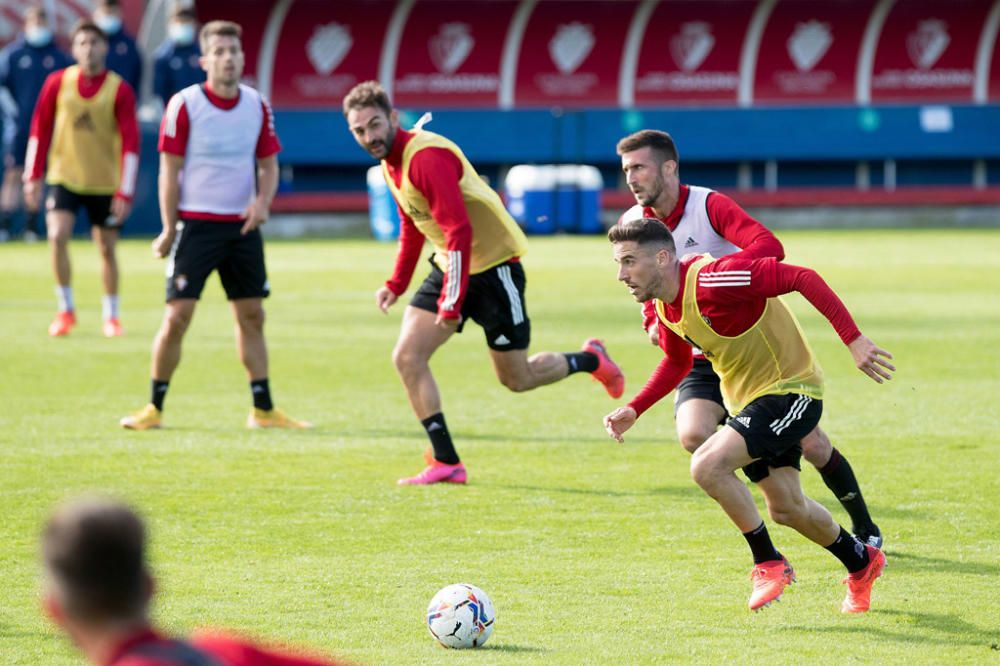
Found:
[769,395,812,436]
[497,265,524,325]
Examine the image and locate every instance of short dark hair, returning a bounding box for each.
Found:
[199,20,241,53]
[608,217,676,255]
[342,80,393,117]
[616,129,679,166]
[71,19,107,43]
[43,498,148,622]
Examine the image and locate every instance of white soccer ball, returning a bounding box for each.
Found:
[426,583,496,649]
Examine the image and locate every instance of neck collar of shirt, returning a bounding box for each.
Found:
[384,126,412,168]
[79,70,108,86]
[202,83,240,110]
[646,184,690,230]
[103,627,161,666]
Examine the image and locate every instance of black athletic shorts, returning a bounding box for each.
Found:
[675,357,725,419]
[165,219,269,301]
[46,184,118,228]
[727,393,823,483]
[410,257,530,351]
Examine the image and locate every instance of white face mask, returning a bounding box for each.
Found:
[95,15,122,35]
[25,26,53,47]
[169,23,195,46]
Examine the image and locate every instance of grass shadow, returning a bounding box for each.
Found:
[490,483,702,499]
[782,609,997,649]
[886,551,1000,577]
[480,643,547,653]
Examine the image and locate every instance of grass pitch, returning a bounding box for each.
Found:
[1,229,998,664]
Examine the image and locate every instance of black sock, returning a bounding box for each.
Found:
[422,412,460,464]
[564,352,599,374]
[150,380,169,411]
[250,378,273,410]
[742,522,781,564]
[819,448,875,534]
[824,526,870,573]
[25,211,40,234]
[0,211,11,231]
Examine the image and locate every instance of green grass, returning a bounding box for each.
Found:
[1,229,998,664]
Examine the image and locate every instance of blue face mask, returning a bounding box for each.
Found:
[169,23,195,46]
[25,26,53,47]
[95,15,122,35]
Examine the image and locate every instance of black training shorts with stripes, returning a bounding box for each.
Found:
[410,257,531,351]
[165,219,269,301]
[727,393,823,483]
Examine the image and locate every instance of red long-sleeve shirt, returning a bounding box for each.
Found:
[620,185,785,333]
[25,68,139,200]
[383,127,473,319]
[627,255,862,417]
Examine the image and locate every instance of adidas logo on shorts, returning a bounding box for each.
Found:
[734,415,751,428]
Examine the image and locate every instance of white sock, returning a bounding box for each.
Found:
[102,294,119,321]
[56,286,74,313]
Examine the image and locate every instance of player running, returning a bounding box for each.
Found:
[604,217,891,612]
[343,80,623,485]
[616,129,882,548]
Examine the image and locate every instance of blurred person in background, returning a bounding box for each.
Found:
[0,5,71,242]
[152,6,205,107]
[93,0,142,94]
[23,20,138,338]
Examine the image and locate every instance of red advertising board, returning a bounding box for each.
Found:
[269,0,392,108]
[513,0,637,108]
[990,24,1000,102]
[754,0,872,104]
[198,0,273,89]
[633,1,754,106]
[870,0,989,102]
[392,1,517,108]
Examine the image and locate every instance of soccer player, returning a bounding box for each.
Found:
[119,21,309,431]
[604,217,893,612]
[616,129,882,548]
[342,80,624,485]
[152,6,205,107]
[92,0,142,94]
[23,20,138,338]
[42,497,352,665]
[0,5,71,242]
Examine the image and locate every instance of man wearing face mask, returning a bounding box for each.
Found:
[93,0,142,94]
[152,7,205,107]
[0,6,71,242]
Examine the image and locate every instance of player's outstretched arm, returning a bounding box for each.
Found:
[848,334,895,384]
[604,406,637,443]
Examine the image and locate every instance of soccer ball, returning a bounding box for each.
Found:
[426,583,496,649]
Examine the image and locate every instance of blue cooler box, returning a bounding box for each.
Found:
[505,164,603,235]
[367,165,401,241]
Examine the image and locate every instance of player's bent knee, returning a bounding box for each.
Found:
[497,371,532,393]
[677,427,712,454]
[689,450,720,489]
[767,502,807,527]
[800,429,832,466]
